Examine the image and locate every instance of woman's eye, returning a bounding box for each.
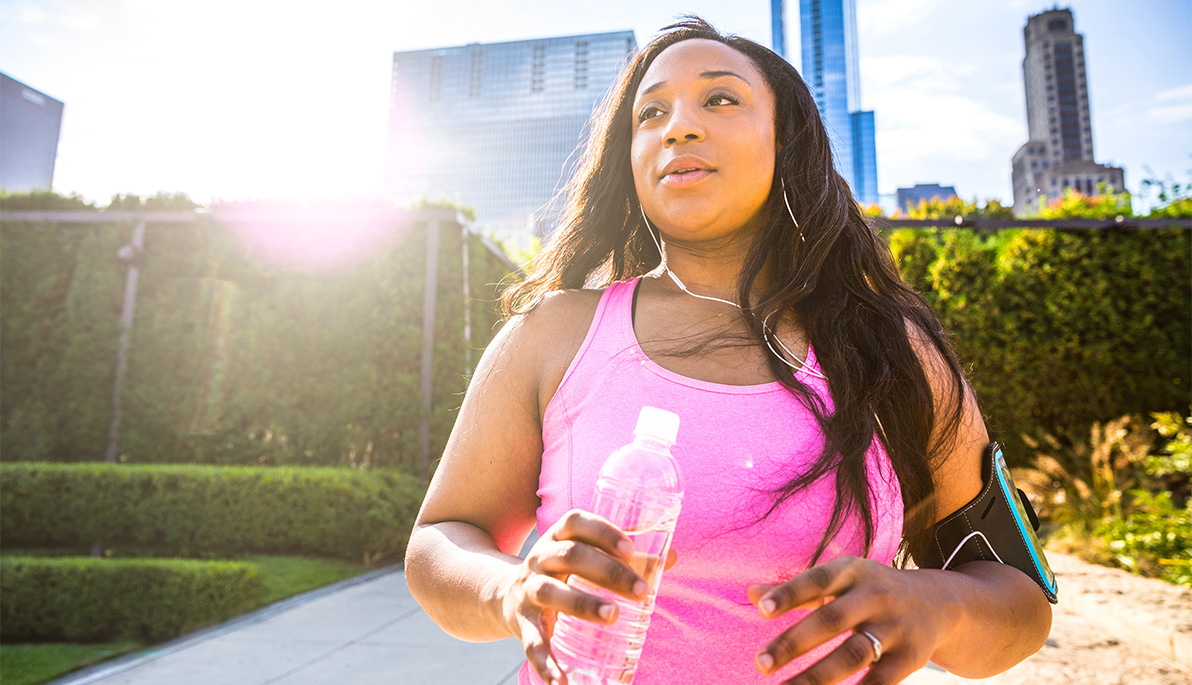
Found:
[707,94,739,107]
[637,106,663,123]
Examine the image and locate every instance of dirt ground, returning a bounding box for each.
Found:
[905,553,1192,684]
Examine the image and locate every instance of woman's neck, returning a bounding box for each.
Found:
[658,232,770,302]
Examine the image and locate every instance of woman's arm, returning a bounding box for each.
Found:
[747,333,1052,683]
[898,340,1052,677]
[405,291,649,684]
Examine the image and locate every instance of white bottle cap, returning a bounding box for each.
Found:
[634,406,679,445]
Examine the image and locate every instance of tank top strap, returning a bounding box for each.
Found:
[553,278,641,396]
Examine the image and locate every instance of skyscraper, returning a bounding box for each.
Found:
[386,31,636,243]
[796,0,879,206]
[1011,8,1123,216]
[771,0,789,59]
[0,73,64,193]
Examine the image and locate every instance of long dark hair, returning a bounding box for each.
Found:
[503,17,969,565]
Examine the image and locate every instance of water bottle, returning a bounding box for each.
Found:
[551,407,683,685]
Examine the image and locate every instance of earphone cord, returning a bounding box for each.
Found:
[640,206,827,381]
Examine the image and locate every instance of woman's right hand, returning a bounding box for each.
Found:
[500,509,649,685]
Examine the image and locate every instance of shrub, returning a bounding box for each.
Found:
[1027,413,1192,586]
[0,557,260,641]
[1093,490,1192,585]
[0,463,425,562]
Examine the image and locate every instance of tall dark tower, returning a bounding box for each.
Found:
[1011,8,1124,215]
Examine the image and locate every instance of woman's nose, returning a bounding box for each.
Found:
[662,105,704,146]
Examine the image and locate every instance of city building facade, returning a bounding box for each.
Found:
[796,0,879,207]
[386,31,636,244]
[1011,8,1124,216]
[771,0,789,59]
[896,183,959,213]
[0,73,64,193]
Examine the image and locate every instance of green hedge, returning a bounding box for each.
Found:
[0,210,513,469]
[888,227,1191,458]
[0,556,260,641]
[0,463,425,562]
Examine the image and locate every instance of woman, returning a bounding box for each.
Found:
[405,17,1052,685]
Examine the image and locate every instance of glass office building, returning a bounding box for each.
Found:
[771,0,789,59]
[896,183,958,212]
[0,73,64,193]
[797,0,878,206]
[386,31,636,243]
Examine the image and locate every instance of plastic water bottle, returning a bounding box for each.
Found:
[551,407,684,685]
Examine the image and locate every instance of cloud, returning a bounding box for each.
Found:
[861,55,976,94]
[861,54,1020,159]
[1155,83,1192,102]
[857,0,948,38]
[855,46,1025,197]
[1148,104,1192,124]
[872,88,1022,162]
[1148,83,1192,123]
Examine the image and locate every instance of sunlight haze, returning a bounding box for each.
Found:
[1,0,1188,209]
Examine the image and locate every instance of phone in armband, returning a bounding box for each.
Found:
[921,442,1058,604]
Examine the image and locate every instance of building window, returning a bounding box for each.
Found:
[531,44,545,92]
[469,51,483,99]
[574,40,588,90]
[429,56,442,101]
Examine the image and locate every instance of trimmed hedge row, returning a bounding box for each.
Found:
[0,556,260,641]
[0,463,425,562]
[887,227,1191,459]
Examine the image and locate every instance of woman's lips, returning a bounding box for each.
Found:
[661,169,714,188]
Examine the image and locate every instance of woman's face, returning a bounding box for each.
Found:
[630,39,777,245]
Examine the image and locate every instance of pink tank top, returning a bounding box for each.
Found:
[519,278,903,684]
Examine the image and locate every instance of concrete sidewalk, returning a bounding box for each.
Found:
[55,566,526,685]
[52,554,1190,685]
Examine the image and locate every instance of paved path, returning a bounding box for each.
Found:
[56,568,524,685]
[54,554,1191,685]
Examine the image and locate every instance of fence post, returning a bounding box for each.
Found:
[105,220,146,464]
[419,220,440,481]
[462,224,472,378]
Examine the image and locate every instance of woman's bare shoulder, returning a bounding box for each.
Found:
[487,288,606,417]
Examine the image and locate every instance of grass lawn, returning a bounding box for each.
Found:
[0,640,143,685]
[250,554,372,604]
[0,554,373,685]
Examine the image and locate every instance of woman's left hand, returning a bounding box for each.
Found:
[747,556,959,684]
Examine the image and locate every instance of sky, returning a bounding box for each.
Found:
[1,0,1189,210]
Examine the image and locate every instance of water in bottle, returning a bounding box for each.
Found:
[551,407,683,685]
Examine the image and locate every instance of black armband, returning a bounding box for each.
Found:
[919,442,1058,604]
